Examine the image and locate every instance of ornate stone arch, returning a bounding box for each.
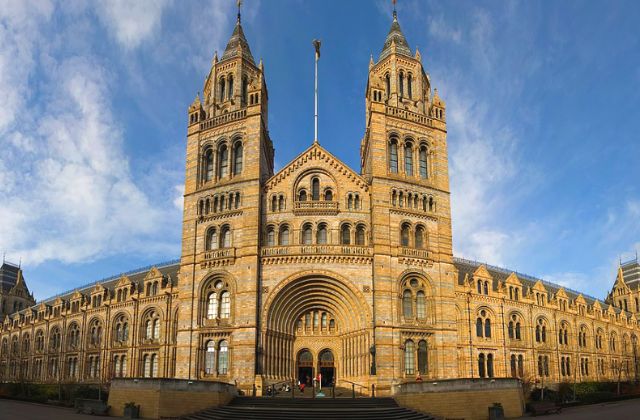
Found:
[262,270,371,336]
[198,271,236,324]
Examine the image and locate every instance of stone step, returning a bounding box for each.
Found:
[182,397,436,420]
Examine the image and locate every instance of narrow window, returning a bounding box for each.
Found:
[266,227,275,246]
[303,224,313,245]
[407,74,413,98]
[204,149,214,182]
[385,74,390,98]
[404,143,414,175]
[221,226,231,248]
[220,292,230,319]
[271,196,277,212]
[279,226,290,246]
[219,77,225,101]
[478,353,486,378]
[416,291,426,319]
[403,290,413,318]
[417,340,428,374]
[487,354,494,378]
[401,224,410,247]
[485,318,492,338]
[317,224,327,244]
[341,225,351,245]
[389,140,398,173]
[205,341,216,374]
[218,144,229,178]
[325,189,333,201]
[356,225,365,245]
[405,340,415,375]
[299,190,307,201]
[419,147,428,179]
[227,75,233,100]
[476,318,483,337]
[399,72,404,97]
[312,178,320,201]
[206,228,218,250]
[218,341,229,374]
[242,76,248,105]
[415,226,424,249]
[233,142,243,175]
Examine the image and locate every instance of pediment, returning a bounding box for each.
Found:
[532,280,547,293]
[555,288,568,299]
[504,272,522,286]
[91,284,105,294]
[116,275,132,288]
[265,143,368,192]
[71,291,83,300]
[144,267,163,281]
[53,297,64,306]
[574,294,587,305]
[592,300,603,311]
[473,265,492,280]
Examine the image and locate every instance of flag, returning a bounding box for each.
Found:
[313,39,321,59]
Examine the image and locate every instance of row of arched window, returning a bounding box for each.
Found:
[391,190,435,212]
[218,74,249,105]
[297,180,333,202]
[201,140,243,183]
[384,70,414,100]
[205,225,233,250]
[0,311,164,358]
[388,136,429,178]
[264,223,368,247]
[198,192,241,215]
[403,339,428,375]
[296,310,336,333]
[399,223,427,249]
[203,340,229,375]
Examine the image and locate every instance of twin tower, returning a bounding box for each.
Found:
[177,8,454,392]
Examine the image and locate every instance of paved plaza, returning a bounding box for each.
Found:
[518,398,640,419]
[0,399,97,420]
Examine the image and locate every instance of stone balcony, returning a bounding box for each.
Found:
[261,244,372,257]
[292,200,339,215]
[199,108,247,131]
[398,247,430,259]
[199,248,236,268]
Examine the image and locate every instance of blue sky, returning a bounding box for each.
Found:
[1,0,639,301]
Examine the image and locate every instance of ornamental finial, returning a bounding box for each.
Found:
[237,0,242,23]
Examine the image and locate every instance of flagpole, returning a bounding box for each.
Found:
[313,39,321,143]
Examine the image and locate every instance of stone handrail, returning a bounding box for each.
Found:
[199,109,247,131]
[399,247,430,259]
[293,201,339,210]
[386,105,432,127]
[201,248,236,261]
[261,245,372,257]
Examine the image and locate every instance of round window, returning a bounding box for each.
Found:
[410,279,419,288]
[215,281,224,289]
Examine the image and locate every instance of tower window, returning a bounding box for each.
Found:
[302,223,313,245]
[400,223,410,247]
[407,74,413,98]
[233,142,243,175]
[389,139,399,173]
[404,143,413,175]
[385,73,390,99]
[312,178,320,201]
[242,76,248,105]
[419,146,428,179]
[279,225,290,246]
[317,223,327,244]
[341,225,351,245]
[227,74,234,100]
[355,224,365,245]
[299,189,307,201]
[399,72,404,97]
[218,144,229,178]
[203,149,214,182]
[219,77,225,101]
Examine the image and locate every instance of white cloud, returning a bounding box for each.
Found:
[95,0,171,50]
[173,184,185,212]
[0,0,54,133]
[428,14,462,43]
[0,2,181,266]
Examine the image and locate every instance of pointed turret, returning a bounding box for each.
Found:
[379,10,412,61]
[221,14,255,65]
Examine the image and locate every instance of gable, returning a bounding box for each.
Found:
[265,143,368,193]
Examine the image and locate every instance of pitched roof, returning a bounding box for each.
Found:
[379,11,412,61]
[221,19,255,65]
[453,257,613,311]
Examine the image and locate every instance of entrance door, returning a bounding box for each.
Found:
[318,349,335,386]
[297,349,314,385]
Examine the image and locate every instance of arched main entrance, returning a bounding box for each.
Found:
[318,349,335,386]
[262,273,372,384]
[296,349,314,385]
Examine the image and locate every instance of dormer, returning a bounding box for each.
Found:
[114,275,135,303]
[143,267,166,297]
[531,281,548,306]
[593,300,603,319]
[89,284,106,308]
[504,273,522,301]
[473,265,493,296]
[574,294,587,316]
[70,291,84,313]
[555,288,569,311]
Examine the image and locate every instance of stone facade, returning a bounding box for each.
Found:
[1,8,639,397]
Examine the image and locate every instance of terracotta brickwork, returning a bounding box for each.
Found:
[1,8,639,401]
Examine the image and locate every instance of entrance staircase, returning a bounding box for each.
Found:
[182,397,436,419]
